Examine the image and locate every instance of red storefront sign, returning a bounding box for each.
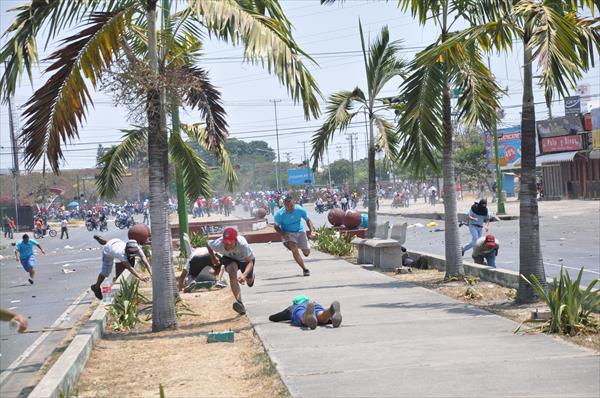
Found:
[541,134,583,153]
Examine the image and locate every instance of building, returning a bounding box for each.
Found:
[537,110,600,199]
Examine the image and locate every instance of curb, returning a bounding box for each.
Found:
[28,270,132,398]
[407,250,520,289]
[375,211,519,221]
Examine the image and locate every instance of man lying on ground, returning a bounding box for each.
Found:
[268,295,342,330]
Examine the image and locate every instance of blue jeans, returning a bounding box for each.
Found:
[474,251,496,267]
[462,224,482,253]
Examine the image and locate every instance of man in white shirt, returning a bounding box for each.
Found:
[207,228,255,315]
[60,218,69,239]
[90,235,151,300]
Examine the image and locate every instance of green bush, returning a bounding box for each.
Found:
[313,226,354,257]
[189,231,208,248]
[521,267,599,335]
[107,278,146,331]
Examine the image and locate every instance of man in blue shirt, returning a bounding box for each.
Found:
[15,234,46,284]
[274,195,316,276]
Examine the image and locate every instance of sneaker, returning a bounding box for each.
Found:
[247,275,255,287]
[303,268,310,277]
[90,284,102,300]
[329,301,342,328]
[301,302,317,329]
[183,281,196,293]
[233,300,246,315]
[28,278,34,285]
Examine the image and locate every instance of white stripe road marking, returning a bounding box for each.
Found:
[53,257,97,265]
[0,288,90,385]
[545,262,600,275]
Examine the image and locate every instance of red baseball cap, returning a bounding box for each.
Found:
[484,234,496,247]
[222,227,238,245]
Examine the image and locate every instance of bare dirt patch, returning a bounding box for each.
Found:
[76,282,288,398]
[384,268,600,352]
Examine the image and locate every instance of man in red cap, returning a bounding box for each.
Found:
[207,227,255,315]
[472,234,500,267]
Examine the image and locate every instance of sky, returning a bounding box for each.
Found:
[1,0,599,172]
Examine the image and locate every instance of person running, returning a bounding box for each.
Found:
[15,234,45,285]
[207,228,255,315]
[273,195,316,276]
[268,295,342,330]
[90,235,151,300]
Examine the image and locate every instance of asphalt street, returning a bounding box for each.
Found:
[0,222,129,397]
[249,203,600,286]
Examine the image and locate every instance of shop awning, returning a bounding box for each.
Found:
[536,151,579,166]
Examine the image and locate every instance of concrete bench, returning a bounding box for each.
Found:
[352,221,389,264]
[353,222,408,270]
[365,223,407,271]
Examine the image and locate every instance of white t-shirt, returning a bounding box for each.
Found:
[103,238,146,263]
[61,219,68,228]
[208,236,253,262]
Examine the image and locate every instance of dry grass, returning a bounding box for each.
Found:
[386,268,600,352]
[76,281,288,398]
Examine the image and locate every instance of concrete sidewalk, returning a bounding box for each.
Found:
[244,244,599,398]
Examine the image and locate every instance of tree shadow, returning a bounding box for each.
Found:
[254,280,419,295]
[362,301,494,317]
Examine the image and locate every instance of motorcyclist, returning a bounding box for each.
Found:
[315,197,324,213]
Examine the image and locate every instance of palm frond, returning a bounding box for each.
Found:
[181,123,238,192]
[178,66,228,152]
[18,8,135,172]
[397,0,442,25]
[396,54,444,176]
[96,128,147,199]
[448,42,504,133]
[169,132,212,200]
[310,88,365,170]
[188,0,322,119]
[0,0,134,101]
[374,115,399,170]
[514,1,586,106]
[365,25,407,97]
[568,15,600,71]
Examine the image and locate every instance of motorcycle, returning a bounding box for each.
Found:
[115,216,135,229]
[34,227,57,239]
[99,219,108,232]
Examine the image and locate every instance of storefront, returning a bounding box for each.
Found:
[537,110,600,199]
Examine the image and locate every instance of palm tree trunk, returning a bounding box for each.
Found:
[442,82,464,278]
[367,114,377,238]
[146,0,176,331]
[441,4,463,278]
[517,39,546,303]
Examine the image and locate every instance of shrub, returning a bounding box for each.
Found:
[313,226,354,257]
[107,278,146,331]
[190,231,208,248]
[521,267,599,335]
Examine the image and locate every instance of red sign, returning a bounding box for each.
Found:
[541,135,583,153]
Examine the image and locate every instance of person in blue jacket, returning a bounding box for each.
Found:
[462,199,492,256]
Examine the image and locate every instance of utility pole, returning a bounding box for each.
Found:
[487,56,506,214]
[6,60,20,231]
[346,133,357,187]
[300,140,311,186]
[283,152,292,163]
[336,145,343,160]
[270,99,282,191]
[326,148,332,188]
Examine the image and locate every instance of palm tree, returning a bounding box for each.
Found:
[311,23,406,238]
[1,0,321,331]
[394,1,507,278]
[506,0,599,302]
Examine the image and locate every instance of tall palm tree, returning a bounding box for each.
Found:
[394,0,508,278]
[311,23,406,238]
[506,0,599,302]
[1,0,321,331]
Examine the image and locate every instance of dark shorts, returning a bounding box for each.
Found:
[188,254,214,278]
[223,256,255,279]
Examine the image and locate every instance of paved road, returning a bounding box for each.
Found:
[0,223,129,397]
[238,199,600,286]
